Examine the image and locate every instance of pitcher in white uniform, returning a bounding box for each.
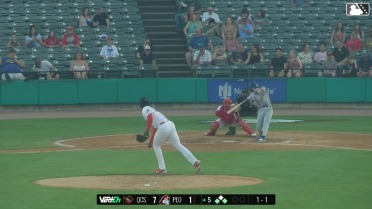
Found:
[140,97,201,174]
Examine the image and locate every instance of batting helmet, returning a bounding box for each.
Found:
[140,97,150,108]
[249,82,258,90]
[223,98,232,106]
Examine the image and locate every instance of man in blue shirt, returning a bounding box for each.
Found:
[238,18,254,39]
[0,51,27,82]
[185,28,213,67]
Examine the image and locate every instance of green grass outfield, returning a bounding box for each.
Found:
[0,115,371,209]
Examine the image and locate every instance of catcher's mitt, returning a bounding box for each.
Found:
[136,132,149,143]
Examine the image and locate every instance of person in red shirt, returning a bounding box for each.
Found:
[345,31,363,52]
[205,98,256,136]
[61,26,80,48]
[44,31,60,47]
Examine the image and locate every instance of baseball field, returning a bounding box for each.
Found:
[0,109,371,209]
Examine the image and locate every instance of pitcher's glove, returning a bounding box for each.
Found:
[136,132,149,143]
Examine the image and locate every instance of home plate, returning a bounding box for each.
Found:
[222,140,236,143]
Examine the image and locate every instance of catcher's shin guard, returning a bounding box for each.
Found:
[225,126,236,135]
[238,121,254,135]
[206,121,219,136]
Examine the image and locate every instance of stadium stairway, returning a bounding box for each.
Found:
[137,0,192,77]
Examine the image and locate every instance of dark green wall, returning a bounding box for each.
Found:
[0,78,370,105]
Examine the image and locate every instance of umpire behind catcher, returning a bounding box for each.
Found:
[235,89,258,117]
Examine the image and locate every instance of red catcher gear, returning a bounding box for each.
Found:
[223,98,232,106]
[235,116,254,134]
[216,105,234,124]
[206,121,220,135]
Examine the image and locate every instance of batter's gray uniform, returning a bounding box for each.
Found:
[247,86,273,141]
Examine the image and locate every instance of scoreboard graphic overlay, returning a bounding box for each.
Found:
[97,194,275,205]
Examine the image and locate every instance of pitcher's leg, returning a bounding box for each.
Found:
[153,128,169,170]
[169,122,198,164]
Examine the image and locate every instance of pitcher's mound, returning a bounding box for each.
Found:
[35,175,263,190]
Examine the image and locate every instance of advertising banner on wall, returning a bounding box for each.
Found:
[208,79,287,103]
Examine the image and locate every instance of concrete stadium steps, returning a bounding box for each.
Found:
[137,0,190,76]
[154,51,186,59]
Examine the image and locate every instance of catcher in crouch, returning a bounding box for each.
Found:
[138,97,201,175]
[205,98,256,136]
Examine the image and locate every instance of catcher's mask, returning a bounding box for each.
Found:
[223,98,232,107]
[140,97,150,108]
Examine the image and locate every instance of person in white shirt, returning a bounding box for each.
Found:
[33,59,59,80]
[201,6,221,26]
[99,38,119,60]
[192,45,212,69]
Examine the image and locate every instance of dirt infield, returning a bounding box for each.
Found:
[8,131,370,190]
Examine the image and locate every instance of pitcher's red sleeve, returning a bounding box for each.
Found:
[146,113,153,132]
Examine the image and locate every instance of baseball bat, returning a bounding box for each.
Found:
[227,99,247,114]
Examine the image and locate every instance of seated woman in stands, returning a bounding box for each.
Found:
[245,44,264,64]
[44,31,60,47]
[330,21,346,47]
[183,14,202,36]
[221,16,237,40]
[70,52,89,79]
[222,32,239,52]
[79,7,94,27]
[286,50,303,77]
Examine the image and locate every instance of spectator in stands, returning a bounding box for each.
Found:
[33,59,59,80]
[269,48,287,77]
[330,21,346,47]
[192,44,212,69]
[201,6,221,27]
[345,31,363,53]
[341,55,357,77]
[223,32,239,52]
[365,28,372,52]
[333,41,350,65]
[70,52,89,79]
[319,52,337,77]
[297,43,314,65]
[313,41,328,64]
[245,44,264,64]
[185,28,213,67]
[140,45,158,70]
[357,50,372,77]
[353,23,365,41]
[93,7,110,28]
[237,18,254,39]
[254,10,270,29]
[100,37,119,60]
[136,37,152,60]
[203,18,221,38]
[212,45,227,65]
[61,26,80,48]
[230,43,248,65]
[291,0,309,7]
[79,7,94,28]
[25,25,45,48]
[236,8,255,30]
[175,0,202,32]
[0,50,27,82]
[7,33,20,51]
[221,16,237,40]
[183,14,202,35]
[44,31,60,47]
[287,50,303,77]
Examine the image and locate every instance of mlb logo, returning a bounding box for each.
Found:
[346,3,370,16]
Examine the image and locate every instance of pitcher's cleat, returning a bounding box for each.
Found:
[154,168,167,174]
[193,160,201,174]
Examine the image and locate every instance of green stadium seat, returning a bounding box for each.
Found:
[304,63,323,77]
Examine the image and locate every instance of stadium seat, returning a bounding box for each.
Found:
[250,63,268,77]
[304,63,323,77]
[232,65,251,78]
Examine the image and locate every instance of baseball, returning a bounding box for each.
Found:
[144,184,150,186]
